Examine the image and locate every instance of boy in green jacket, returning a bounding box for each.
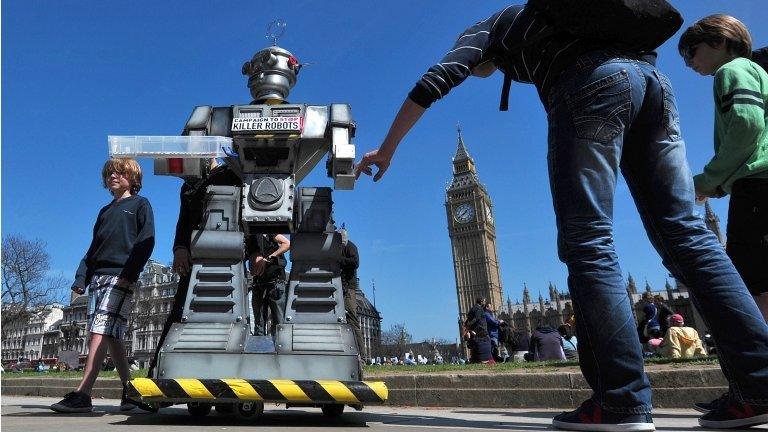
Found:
[680,15,768,323]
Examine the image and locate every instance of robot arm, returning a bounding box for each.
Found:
[328,104,356,190]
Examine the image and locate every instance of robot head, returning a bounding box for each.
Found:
[242,46,301,103]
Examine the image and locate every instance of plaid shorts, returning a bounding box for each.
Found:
[86,275,134,340]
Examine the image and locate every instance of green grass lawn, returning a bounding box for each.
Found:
[1,357,718,379]
[361,356,719,375]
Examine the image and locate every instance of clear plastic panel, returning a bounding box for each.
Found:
[108,136,231,158]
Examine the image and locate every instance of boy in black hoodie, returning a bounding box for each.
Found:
[51,158,155,413]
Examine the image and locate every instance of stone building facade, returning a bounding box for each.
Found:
[127,260,178,367]
[354,285,382,360]
[498,275,707,337]
[1,305,63,363]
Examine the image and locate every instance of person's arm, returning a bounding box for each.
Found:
[118,199,156,284]
[694,64,765,196]
[73,207,106,293]
[268,234,291,260]
[172,183,193,252]
[355,9,504,182]
[484,311,500,326]
[172,183,193,276]
[355,99,426,181]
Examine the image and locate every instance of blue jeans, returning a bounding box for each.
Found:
[546,51,768,413]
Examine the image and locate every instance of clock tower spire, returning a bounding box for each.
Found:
[445,126,504,333]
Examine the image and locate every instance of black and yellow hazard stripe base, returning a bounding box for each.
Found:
[128,378,387,405]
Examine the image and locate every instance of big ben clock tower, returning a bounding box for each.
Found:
[446,126,503,325]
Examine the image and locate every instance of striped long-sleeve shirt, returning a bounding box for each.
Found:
[408,5,608,110]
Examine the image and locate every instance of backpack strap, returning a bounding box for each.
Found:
[494,20,555,112]
[499,72,512,111]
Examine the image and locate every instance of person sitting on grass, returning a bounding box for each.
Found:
[659,314,707,359]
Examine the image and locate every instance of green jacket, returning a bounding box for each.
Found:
[694,57,768,195]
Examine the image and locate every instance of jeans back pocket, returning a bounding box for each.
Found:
[653,70,682,140]
[566,69,631,144]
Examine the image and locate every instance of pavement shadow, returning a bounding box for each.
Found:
[113,407,369,427]
[452,410,558,418]
[3,404,110,418]
[111,406,557,430]
[437,409,718,432]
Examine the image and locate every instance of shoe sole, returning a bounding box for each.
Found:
[552,419,655,431]
[50,404,93,413]
[699,413,768,429]
[693,405,710,414]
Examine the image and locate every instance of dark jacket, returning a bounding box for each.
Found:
[529,326,566,361]
[753,47,768,73]
[465,304,488,335]
[340,240,359,283]
[656,302,674,333]
[516,331,531,352]
[643,302,660,329]
[484,311,501,340]
[74,195,155,287]
[469,334,493,363]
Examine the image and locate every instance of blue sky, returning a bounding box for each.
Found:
[3,1,767,342]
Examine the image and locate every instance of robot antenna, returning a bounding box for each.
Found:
[266,19,287,46]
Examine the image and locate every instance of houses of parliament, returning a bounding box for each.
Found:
[445,128,722,337]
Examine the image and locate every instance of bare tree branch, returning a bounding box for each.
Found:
[1,234,66,327]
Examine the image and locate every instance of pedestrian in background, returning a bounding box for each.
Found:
[558,324,578,361]
[484,303,503,361]
[338,228,366,361]
[654,295,675,337]
[638,292,660,344]
[659,314,707,359]
[525,322,566,362]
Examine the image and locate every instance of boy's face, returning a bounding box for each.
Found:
[685,42,736,76]
[106,170,132,195]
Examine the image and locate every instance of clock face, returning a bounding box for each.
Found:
[485,203,494,225]
[454,203,475,223]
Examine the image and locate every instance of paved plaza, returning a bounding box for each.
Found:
[3,396,767,432]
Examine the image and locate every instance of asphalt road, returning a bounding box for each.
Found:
[2,396,766,431]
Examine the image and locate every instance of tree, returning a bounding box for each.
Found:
[1,234,67,326]
[381,323,412,358]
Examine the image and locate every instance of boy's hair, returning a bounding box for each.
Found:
[102,158,142,194]
[679,14,752,60]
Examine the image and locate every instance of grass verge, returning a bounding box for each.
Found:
[1,357,718,379]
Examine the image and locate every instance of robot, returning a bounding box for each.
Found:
[110,41,387,419]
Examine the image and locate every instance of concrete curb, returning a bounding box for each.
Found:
[0,367,727,408]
